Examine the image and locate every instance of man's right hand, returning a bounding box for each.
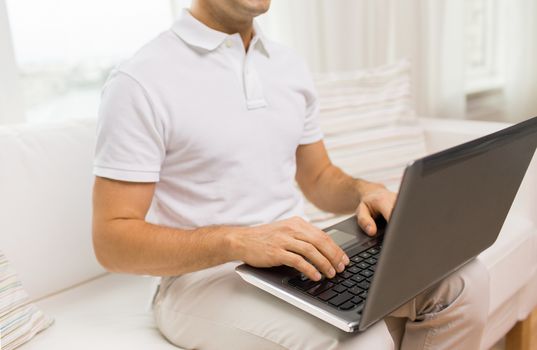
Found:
[229,216,350,281]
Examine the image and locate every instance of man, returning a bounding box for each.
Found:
[92,0,489,349]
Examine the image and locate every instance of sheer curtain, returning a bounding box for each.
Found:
[258,0,467,119]
[503,0,537,121]
[0,0,24,124]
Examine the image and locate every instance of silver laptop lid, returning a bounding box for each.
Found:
[359,116,537,331]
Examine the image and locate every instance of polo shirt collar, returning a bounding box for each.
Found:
[172,9,270,56]
[252,21,270,57]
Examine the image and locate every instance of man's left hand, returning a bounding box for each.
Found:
[356,185,397,236]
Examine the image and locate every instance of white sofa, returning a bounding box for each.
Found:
[0,117,536,349]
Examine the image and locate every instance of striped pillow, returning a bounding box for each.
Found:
[0,252,53,350]
[306,60,427,227]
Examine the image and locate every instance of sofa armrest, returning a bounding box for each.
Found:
[418,117,537,226]
[417,117,512,154]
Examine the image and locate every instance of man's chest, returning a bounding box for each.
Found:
[159,65,307,165]
[149,64,309,181]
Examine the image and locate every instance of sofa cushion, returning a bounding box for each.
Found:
[480,215,537,314]
[0,251,53,350]
[22,272,397,350]
[315,60,416,135]
[477,217,537,349]
[306,61,427,227]
[0,119,103,301]
[19,274,178,350]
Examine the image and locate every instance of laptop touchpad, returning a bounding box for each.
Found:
[326,229,372,249]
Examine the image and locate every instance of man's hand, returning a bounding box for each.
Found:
[356,184,397,236]
[230,216,350,281]
[296,141,397,235]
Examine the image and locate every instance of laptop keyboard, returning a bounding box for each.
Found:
[287,243,381,312]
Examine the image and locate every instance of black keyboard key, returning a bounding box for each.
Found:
[333,284,347,293]
[348,266,361,274]
[340,271,353,279]
[318,289,338,301]
[328,291,354,306]
[359,291,368,299]
[358,252,371,259]
[351,296,362,304]
[360,270,374,278]
[342,279,356,288]
[347,261,355,267]
[357,262,370,269]
[330,276,345,284]
[367,247,380,255]
[357,280,370,290]
[351,275,365,283]
[307,281,334,296]
[369,265,376,271]
[365,257,377,265]
[349,286,363,295]
[340,301,355,310]
[350,256,362,263]
[288,276,319,291]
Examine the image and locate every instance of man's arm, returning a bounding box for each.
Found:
[92,177,235,276]
[295,140,397,236]
[92,176,349,280]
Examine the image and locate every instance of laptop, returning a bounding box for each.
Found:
[236,116,537,332]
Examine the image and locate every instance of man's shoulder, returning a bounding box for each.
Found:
[263,39,314,84]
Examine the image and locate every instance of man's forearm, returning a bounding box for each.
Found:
[93,219,241,276]
[94,215,351,281]
[304,165,384,214]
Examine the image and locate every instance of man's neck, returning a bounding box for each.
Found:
[190,3,255,51]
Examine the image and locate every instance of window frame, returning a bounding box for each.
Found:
[465,0,505,95]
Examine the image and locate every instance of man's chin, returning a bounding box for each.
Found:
[241,0,271,16]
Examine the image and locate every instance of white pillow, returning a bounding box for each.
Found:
[306,60,427,227]
[0,251,53,350]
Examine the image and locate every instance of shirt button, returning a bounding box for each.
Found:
[225,39,233,48]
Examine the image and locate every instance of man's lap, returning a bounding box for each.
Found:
[153,259,490,350]
[153,262,395,350]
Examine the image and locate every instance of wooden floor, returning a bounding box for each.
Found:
[505,308,537,350]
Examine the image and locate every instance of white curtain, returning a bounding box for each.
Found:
[0,0,25,124]
[258,0,467,119]
[503,0,537,121]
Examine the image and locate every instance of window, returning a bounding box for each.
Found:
[5,0,190,122]
[464,0,504,94]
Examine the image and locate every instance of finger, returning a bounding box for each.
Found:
[292,222,348,271]
[286,239,336,278]
[376,195,395,221]
[356,202,377,236]
[281,251,322,281]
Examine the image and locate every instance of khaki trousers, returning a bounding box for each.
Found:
[153,260,489,350]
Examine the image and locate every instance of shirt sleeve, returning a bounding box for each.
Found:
[93,71,166,182]
[298,65,324,145]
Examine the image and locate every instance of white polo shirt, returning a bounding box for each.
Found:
[94,10,323,229]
